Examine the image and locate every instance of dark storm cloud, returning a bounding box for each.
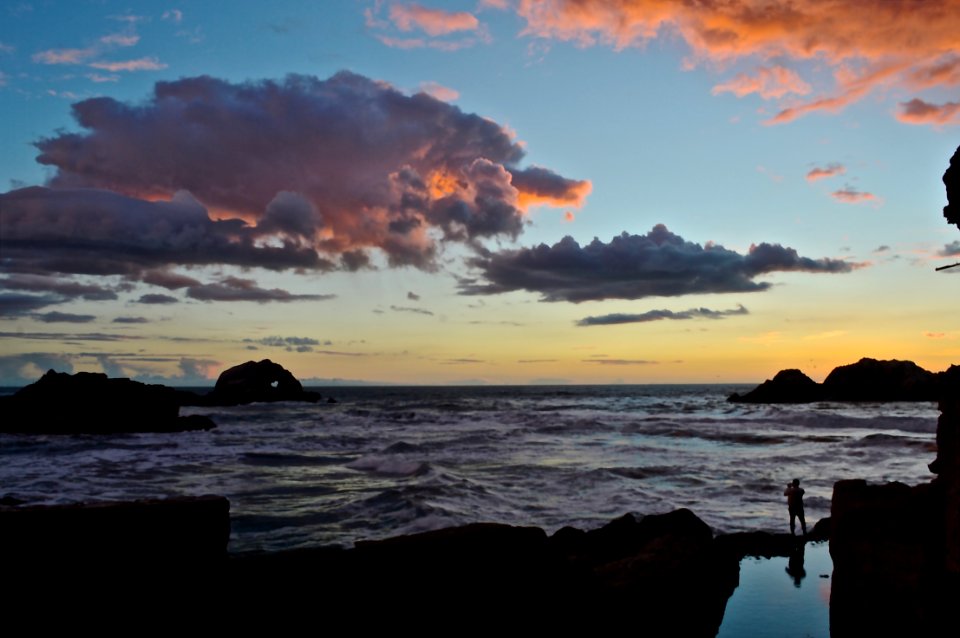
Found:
[32,311,97,323]
[407,291,421,301]
[939,240,960,257]
[137,293,179,304]
[185,277,335,303]
[582,359,658,365]
[245,336,332,352]
[112,316,149,323]
[0,187,325,280]
[30,71,589,269]
[0,274,118,300]
[0,331,139,341]
[577,305,748,326]
[390,305,434,316]
[461,225,861,303]
[0,293,62,317]
[141,270,203,290]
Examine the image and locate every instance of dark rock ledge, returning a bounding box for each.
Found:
[729,357,956,403]
[1,495,823,630]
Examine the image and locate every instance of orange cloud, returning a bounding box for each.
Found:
[511,166,592,210]
[831,187,878,204]
[564,211,575,222]
[896,99,960,126]
[515,0,960,124]
[712,65,811,99]
[390,3,479,36]
[806,163,845,182]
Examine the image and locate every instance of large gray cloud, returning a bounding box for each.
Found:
[461,224,861,302]
[31,71,589,269]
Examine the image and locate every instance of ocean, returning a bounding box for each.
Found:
[0,384,940,553]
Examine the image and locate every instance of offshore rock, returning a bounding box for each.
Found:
[729,358,947,403]
[0,370,215,433]
[822,357,939,402]
[197,359,322,406]
[728,369,824,403]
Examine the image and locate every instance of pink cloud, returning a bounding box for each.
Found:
[806,163,846,182]
[831,187,878,204]
[712,66,811,100]
[32,47,97,65]
[896,99,960,126]
[419,81,459,101]
[389,3,480,36]
[514,0,960,124]
[88,57,168,72]
[100,33,140,47]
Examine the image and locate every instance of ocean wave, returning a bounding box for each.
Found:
[241,451,347,466]
[346,455,431,477]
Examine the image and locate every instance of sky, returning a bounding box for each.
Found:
[0,0,958,386]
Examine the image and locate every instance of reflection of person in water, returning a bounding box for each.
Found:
[784,478,807,536]
[785,543,806,587]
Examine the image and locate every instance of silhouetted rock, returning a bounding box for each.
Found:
[224,509,738,631]
[197,359,322,406]
[729,358,949,403]
[728,369,824,403]
[0,370,216,433]
[829,480,951,635]
[945,145,959,231]
[823,357,939,401]
[829,387,960,635]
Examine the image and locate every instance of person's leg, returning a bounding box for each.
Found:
[789,511,796,535]
[799,510,807,535]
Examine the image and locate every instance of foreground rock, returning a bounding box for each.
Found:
[729,357,950,403]
[2,495,230,569]
[829,385,959,635]
[227,508,740,628]
[0,370,215,433]
[186,359,323,406]
[3,501,744,630]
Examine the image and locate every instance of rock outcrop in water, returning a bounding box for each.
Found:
[729,357,949,403]
[0,370,215,433]
[727,369,824,403]
[188,359,322,406]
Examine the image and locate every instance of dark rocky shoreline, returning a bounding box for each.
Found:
[1,494,826,631]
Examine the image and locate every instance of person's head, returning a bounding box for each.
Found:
[792,479,800,487]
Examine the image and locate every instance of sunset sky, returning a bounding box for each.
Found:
[1,0,958,386]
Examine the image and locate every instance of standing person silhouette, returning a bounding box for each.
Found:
[784,478,807,536]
